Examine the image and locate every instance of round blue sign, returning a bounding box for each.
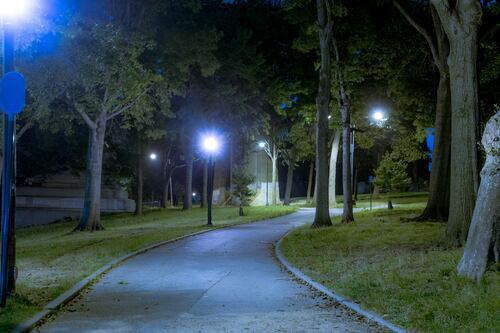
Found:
[0,72,26,116]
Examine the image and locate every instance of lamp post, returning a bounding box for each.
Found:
[202,134,221,226]
[258,141,269,206]
[0,0,30,307]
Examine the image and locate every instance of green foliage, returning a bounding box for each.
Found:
[232,166,256,206]
[390,133,427,164]
[374,152,411,193]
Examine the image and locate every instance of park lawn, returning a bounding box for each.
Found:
[281,202,500,333]
[0,205,297,332]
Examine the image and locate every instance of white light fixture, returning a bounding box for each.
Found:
[258,141,266,148]
[202,135,220,154]
[0,0,31,20]
[150,153,157,160]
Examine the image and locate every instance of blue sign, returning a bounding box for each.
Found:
[0,72,26,116]
[368,176,374,183]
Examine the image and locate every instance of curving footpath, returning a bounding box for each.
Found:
[35,209,389,333]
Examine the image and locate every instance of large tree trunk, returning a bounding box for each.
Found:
[329,131,341,206]
[457,111,500,281]
[75,118,106,231]
[419,72,451,220]
[135,143,143,216]
[431,0,481,245]
[284,150,296,206]
[312,0,333,228]
[331,36,354,223]
[183,135,193,210]
[307,161,314,204]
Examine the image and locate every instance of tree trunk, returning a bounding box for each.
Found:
[329,131,341,206]
[431,0,481,245]
[312,0,332,228]
[135,143,143,216]
[457,111,500,281]
[307,161,314,204]
[284,151,296,206]
[418,72,451,220]
[202,160,208,208]
[75,118,106,231]
[271,150,278,205]
[183,135,193,210]
[341,118,354,222]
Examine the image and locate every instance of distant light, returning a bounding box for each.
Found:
[150,153,157,160]
[258,141,266,148]
[202,134,221,154]
[328,115,332,120]
[192,192,196,197]
[0,0,31,20]
[373,111,384,121]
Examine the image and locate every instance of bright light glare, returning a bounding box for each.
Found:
[192,192,196,197]
[328,115,332,120]
[373,111,384,121]
[0,0,31,19]
[202,135,220,154]
[150,153,157,160]
[258,141,266,148]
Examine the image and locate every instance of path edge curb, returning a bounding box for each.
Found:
[13,226,228,333]
[274,230,408,333]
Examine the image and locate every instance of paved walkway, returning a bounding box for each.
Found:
[37,209,383,333]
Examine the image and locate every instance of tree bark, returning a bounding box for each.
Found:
[329,130,341,206]
[312,0,333,228]
[331,35,354,223]
[457,111,500,281]
[271,145,278,205]
[183,135,193,210]
[75,116,106,231]
[135,142,143,216]
[419,72,451,220]
[431,0,481,245]
[284,150,296,206]
[307,161,314,204]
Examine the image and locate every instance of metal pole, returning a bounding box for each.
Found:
[207,155,214,226]
[0,23,16,307]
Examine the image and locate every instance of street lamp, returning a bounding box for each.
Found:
[371,109,388,125]
[149,153,157,160]
[0,0,31,307]
[258,141,269,206]
[201,134,221,226]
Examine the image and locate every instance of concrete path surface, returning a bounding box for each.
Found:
[36,209,384,333]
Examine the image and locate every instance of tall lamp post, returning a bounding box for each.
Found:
[258,141,269,206]
[201,134,221,226]
[0,0,30,307]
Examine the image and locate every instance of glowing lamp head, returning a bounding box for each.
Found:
[0,0,31,20]
[372,111,384,121]
[150,153,157,160]
[258,141,266,148]
[202,135,220,154]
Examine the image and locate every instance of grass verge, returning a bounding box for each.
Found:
[0,205,297,331]
[281,201,499,333]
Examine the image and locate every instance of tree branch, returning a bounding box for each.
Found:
[393,0,442,71]
[106,86,151,121]
[66,91,96,130]
[16,120,33,141]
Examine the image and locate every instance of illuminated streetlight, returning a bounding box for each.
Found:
[257,141,269,206]
[201,133,222,226]
[371,109,388,124]
[149,153,157,160]
[0,0,32,20]
[0,1,31,307]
